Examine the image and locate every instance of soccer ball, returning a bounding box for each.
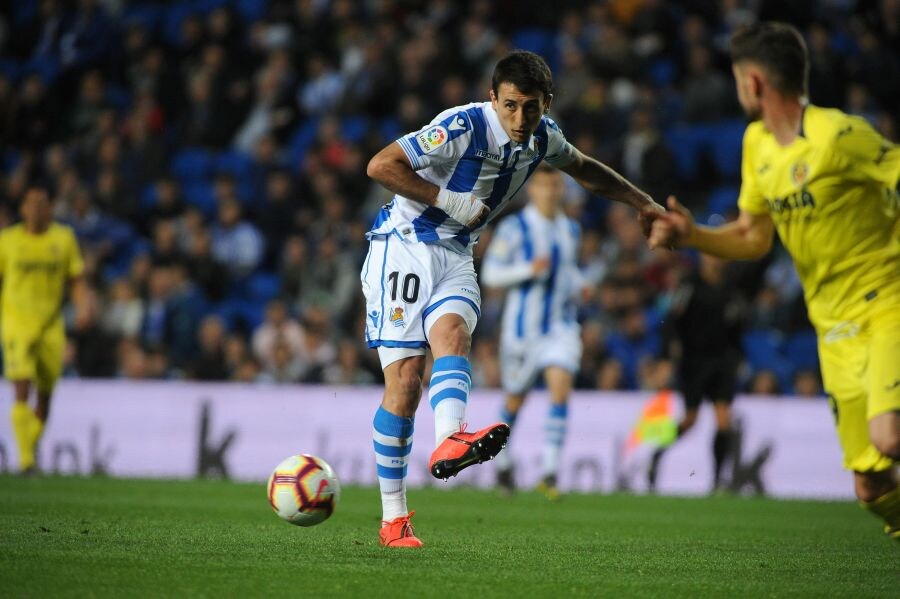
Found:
[266,454,341,526]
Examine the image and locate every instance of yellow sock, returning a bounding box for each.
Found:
[861,485,900,540]
[30,414,45,451]
[11,402,35,470]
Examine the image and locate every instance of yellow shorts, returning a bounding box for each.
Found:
[817,304,900,473]
[2,323,65,393]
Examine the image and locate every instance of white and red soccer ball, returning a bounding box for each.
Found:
[267,454,340,526]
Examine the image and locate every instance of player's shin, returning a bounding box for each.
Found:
[542,403,568,479]
[11,402,36,470]
[373,406,414,522]
[861,484,900,540]
[428,356,471,446]
[494,402,520,472]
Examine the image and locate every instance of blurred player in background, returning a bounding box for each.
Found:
[1,185,86,474]
[482,164,589,500]
[649,22,900,539]
[649,253,747,494]
[365,50,663,547]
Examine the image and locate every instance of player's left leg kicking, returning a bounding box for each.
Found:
[363,239,508,548]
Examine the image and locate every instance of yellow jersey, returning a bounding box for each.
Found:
[737,105,900,328]
[0,222,84,336]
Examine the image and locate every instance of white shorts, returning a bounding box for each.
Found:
[500,325,582,394]
[361,237,481,369]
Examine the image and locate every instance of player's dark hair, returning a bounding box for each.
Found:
[729,22,809,97]
[492,50,554,99]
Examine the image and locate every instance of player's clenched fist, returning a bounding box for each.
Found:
[435,188,489,228]
[648,196,695,250]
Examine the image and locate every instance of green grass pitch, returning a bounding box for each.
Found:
[1,475,896,598]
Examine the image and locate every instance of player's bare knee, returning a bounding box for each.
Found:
[430,317,472,358]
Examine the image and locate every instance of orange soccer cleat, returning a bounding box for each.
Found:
[379,511,424,548]
[429,423,510,480]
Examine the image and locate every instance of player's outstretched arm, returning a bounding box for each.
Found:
[367,142,488,228]
[558,149,665,235]
[649,196,775,260]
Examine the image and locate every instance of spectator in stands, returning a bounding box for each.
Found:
[188,315,229,381]
[793,369,823,398]
[252,299,306,371]
[749,370,781,396]
[323,340,377,386]
[260,339,304,384]
[101,278,145,340]
[210,196,264,279]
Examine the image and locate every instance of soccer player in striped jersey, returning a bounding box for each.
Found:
[649,23,900,539]
[364,50,664,547]
[481,164,588,499]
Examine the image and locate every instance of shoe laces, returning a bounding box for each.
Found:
[383,510,416,537]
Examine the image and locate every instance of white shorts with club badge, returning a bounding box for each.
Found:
[361,237,481,369]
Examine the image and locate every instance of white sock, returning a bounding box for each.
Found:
[494,404,519,471]
[429,356,471,446]
[373,406,414,522]
[542,403,568,478]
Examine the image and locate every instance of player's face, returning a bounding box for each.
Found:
[20,188,52,229]
[732,62,762,121]
[528,169,565,213]
[490,82,551,144]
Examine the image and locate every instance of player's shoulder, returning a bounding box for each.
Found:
[431,102,486,130]
[0,222,23,241]
[804,105,866,143]
[48,221,76,239]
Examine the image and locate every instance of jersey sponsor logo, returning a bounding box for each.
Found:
[448,116,467,132]
[791,161,809,186]
[475,149,501,161]
[368,310,379,329]
[766,190,815,215]
[389,307,406,328]
[416,126,448,154]
[15,259,62,275]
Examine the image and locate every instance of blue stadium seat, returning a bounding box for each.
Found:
[706,119,744,179]
[706,186,739,216]
[663,125,704,180]
[287,117,320,168]
[162,4,197,47]
[244,272,281,303]
[182,181,217,218]
[171,149,214,183]
[784,330,819,372]
[122,5,164,31]
[236,0,268,21]
[0,58,21,83]
[510,28,559,72]
[341,116,369,143]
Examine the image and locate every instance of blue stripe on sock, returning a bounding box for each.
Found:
[373,441,413,457]
[377,464,407,479]
[429,387,468,410]
[373,406,415,438]
[430,372,470,387]
[433,356,471,377]
[549,403,568,419]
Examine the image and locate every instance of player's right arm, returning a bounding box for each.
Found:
[366,116,488,228]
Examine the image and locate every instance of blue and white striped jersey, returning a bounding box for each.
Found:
[481,205,584,342]
[367,101,578,254]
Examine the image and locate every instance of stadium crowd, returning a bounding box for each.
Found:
[1,0,897,395]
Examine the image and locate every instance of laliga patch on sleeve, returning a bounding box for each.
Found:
[415,125,449,154]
